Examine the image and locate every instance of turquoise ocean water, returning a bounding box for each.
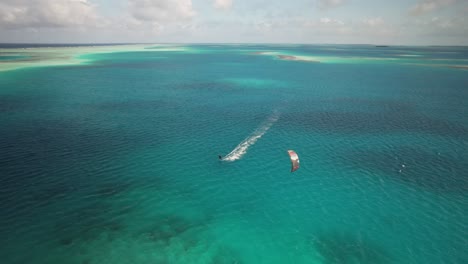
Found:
[0,45,467,263]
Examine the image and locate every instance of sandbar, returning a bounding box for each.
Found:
[0,44,190,72]
[277,55,320,63]
[447,65,468,70]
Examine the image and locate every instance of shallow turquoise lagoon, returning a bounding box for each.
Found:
[0,45,467,264]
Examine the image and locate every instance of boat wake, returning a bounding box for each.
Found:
[222,111,280,162]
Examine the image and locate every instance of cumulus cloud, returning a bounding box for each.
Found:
[121,0,196,36]
[303,17,346,28]
[302,17,352,37]
[413,15,465,30]
[402,14,467,45]
[128,0,195,23]
[214,0,233,10]
[317,0,346,10]
[362,17,385,27]
[319,17,345,25]
[409,0,455,16]
[0,0,104,29]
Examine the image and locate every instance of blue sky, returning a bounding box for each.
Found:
[0,0,467,45]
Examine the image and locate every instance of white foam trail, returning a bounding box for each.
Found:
[222,111,280,161]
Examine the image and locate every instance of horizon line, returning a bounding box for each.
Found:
[1,42,467,47]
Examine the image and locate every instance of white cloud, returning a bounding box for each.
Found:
[0,0,466,45]
[302,17,352,38]
[319,17,345,25]
[362,17,384,27]
[0,0,104,29]
[402,15,467,45]
[128,0,195,23]
[413,15,464,29]
[214,0,233,10]
[358,17,397,40]
[409,0,455,16]
[300,16,400,44]
[121,0,196,37]
[317,0,346,10]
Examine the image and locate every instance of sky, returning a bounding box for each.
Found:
[0,0,467,45]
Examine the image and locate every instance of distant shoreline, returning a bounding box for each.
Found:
[1,43,467,49]
[0,43,137,49]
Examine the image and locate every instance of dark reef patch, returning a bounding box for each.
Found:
[0,95,30,112]
[139,214,203,246]
[30,183,75,204]
[135,212,244,263]
[312,231,392,264]
[280,96,467,139]
[91,99,175,113]
[0,106,166,214]
[341,147,468,194]
[323,97,415,113]
[52,200,130,246]
[93,181,134,198]
[210,245,243,264]
[172,81,235,92]
[282,109,467,139]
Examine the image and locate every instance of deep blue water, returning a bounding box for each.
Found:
[0,45,467,264]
